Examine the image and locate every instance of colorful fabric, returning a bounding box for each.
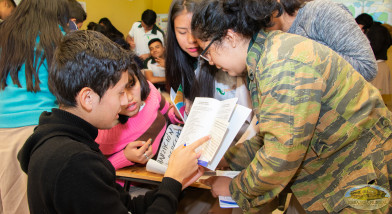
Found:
[225,30,392,213]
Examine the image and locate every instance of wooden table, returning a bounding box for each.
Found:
[116,165,211,191]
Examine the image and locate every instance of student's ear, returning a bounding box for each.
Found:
[225,29,240,48]
[78,87,96,112]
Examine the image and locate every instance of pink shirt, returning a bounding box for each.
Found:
[96,82,181,169]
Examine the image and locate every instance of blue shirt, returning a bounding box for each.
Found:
[0,29,63,128]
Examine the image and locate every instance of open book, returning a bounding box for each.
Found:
[146,97,251,173]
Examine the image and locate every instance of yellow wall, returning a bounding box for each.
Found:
[78,0,172,37]
[152,0,172,14]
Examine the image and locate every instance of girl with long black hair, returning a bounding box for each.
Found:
[0,0,69,212]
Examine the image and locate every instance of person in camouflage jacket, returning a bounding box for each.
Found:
[191,0,392,213]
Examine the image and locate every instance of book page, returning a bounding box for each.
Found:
[199,118,229,165]
[175,97,222,150]
[205,104,252,170]
[215,98,238,121]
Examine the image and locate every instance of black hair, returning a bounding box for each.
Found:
[49,30,136,107]
[148,38,163,47]
[279,0,309,16]
[367,22,392,60]
[165,0,217,100]
[0,0,69,92]
[113,37,131,50]
[99,17,124,39]
[87,22,99,30]
[88,22,107,35]
[68,0,86,24]
[118,55,151,125]
[355,13,373,33]
[127,63,150,102]
[191,0,282,42]
[88,22,130,51]
[141,9,157,26]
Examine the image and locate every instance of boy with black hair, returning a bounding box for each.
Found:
[18,30,208,214]
[68,0,86,30]
[143,38,166,91]
[126,9,165,61]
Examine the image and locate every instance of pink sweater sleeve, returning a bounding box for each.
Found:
[157,92,183,125]
[168,107,184,124]
[107,150,135,170]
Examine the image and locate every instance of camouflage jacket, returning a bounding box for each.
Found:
[225,30,392,213]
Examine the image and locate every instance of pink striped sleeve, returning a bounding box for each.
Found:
[107,150,135,170]
[167,108,184,124]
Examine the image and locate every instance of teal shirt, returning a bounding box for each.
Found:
[0,29,64,128]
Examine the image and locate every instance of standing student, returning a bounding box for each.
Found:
[191,0,392,213]
[0,0,15,20]
[165,0,252,115]
[269,0,377,81]
[18,30,209,214]
[165,1,253,213]
[96,57,182,170]
[143,38,167,91]
[0,0,69,213]
[126,9,165,61]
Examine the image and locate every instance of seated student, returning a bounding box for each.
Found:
[96,56,182,170]
[17,30,209,214]
[126,9,165,61]
[143,38,167,91]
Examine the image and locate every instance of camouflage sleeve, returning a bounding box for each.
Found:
[224,134,264,171]
[229,60,324,211]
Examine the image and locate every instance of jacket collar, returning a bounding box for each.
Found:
[138,22,160,35]
[246,30,268,85]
